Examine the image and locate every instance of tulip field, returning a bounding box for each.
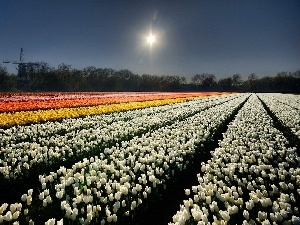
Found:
[0,92,299,225]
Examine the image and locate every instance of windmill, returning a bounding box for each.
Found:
[3,48,39,90]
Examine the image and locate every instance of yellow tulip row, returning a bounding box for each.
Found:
[0,97,194,128]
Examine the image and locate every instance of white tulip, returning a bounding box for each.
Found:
[258,211,267,221]
[219,210,230,222]
[45,218,55,225]
[243,210,249,220]
[12,211,20,220]
[184,189,190,196]
[4,211,12,222]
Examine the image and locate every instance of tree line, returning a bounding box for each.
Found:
[0,62,299,92]
[188,71,300,93]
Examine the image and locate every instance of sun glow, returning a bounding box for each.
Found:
[147,34,155,46]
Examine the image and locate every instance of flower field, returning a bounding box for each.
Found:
[0,92,299,225]
[0,92,224,128]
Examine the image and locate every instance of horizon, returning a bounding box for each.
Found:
[2,54,299,83]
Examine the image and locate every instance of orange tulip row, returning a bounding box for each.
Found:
[0,92,227,113]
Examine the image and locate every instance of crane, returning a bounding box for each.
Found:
[3,48,39,90]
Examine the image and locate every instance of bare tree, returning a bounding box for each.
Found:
[191,73,216,86]
[248,73,258,81]
[232,73,242,86]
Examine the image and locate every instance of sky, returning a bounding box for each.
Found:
[1,0,300,80]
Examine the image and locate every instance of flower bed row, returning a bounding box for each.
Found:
[0,97,196,128]
[0,94,234,144]
[0,92,227,113]
[0,94,239,181]
[170,94,300,225]
[0,92,223,102]
[258,93,300,139]
[0,92,140,102]
[0,94,249,224]
[260,93,300,111]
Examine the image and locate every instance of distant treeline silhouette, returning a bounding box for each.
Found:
[0,62,299,92]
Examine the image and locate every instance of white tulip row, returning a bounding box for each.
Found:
[257,93,300,139]
[260,93,300,110]
[169,94,300,225]
[0,94,240,180]
[39,94,249,224]
[0,94,249,224]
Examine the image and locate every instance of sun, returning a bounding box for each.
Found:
[147,34,155,45]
